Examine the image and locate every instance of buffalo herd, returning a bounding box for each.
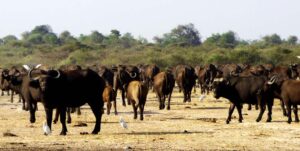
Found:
[1,63,300,135]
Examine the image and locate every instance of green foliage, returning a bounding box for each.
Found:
[2,35,18,44]
[0,24,299,68]
[154,23,201,46]
[204,31,238,48]
[263,34,282,46]
[287,36,298,45]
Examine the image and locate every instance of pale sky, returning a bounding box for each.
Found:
[0,0,299,41]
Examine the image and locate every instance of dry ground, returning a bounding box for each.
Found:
[0,88,300,151]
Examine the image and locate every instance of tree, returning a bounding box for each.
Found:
[154,23,201,46]
[287,35,298,45]
[2,35,18,44]
[0,39,3,45]
[121,33,137,48]
[31,25,52,35]
[204,33,221,45]
[263,34,282,45]
[204,31,238,48]
[43,33,59,45]
[90,31,104,44]
[59,31,77,44]
[219,31,238,48]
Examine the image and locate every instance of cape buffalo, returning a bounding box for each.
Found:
[153,71,175,110]
[28,68,105,135]
[213,76,272,124]
[126,81,148,120]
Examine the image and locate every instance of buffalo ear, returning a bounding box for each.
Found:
[29,80,40,88]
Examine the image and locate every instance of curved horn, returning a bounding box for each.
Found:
[35,64,42,69]
[267,75,277,85]
[52,70,61,79]
[28,69,38,81]
[230,71,238,77]
[130,72,137,78]
[23,65,31,71]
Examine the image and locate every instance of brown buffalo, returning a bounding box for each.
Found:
[153,71,175,110]
[103,85,117,115]
[126,81,148,120]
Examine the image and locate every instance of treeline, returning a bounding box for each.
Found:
[0,24,299,68]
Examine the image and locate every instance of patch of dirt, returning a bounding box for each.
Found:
[0,88,299,150]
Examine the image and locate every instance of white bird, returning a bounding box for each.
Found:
[119,117,128,129]
[43,121,51,135]
[297,56,300,59]
[199,95,206,101]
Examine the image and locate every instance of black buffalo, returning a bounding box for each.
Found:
[213,76,272,124]
[28,68,105,135]
[174,65,196,102]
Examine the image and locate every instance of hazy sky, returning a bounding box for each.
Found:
[0,0,299,41]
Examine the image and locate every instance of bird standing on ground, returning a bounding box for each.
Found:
[43,121,51,135]
[119,117,128,129]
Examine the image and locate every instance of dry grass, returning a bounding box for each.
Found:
[0,88,300,150]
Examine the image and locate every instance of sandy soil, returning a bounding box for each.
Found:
[0,88,300,151]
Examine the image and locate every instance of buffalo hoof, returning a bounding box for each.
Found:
[283,112,287,117]
[295,119,299,123]
[114,112,118,115]
[226,120,230,124]
[30,118,36,123]
[167,106,170,110]
[287,120,292,124]
[91,130,99,135]
[53,120,57,124]
[239,119,243,123]
[256,118,261,122]
[67,119,72,124]
[266,118,272,122]
[60,131,67,135]
[247,107,251,110]
[140,117,144,121]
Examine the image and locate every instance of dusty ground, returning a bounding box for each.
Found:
[0,88,300,151]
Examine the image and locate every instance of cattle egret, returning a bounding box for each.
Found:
[297,56,300,59]
[22,65,31,71]
[43,121,51,135]
[119,117,128,129]
[199,95,206,101]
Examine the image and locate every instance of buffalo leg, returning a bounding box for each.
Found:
[255,104,259,110]
[121,89,126,106]
[67,108,71,124]
[1,90,3,96]
[10,91,14,103]
[280,99,287,116]
[107,101,112,115]
[53,109,59,124]
[77,107,81,115]
[286,102,292,123]
[256,95,266,122]
[113,100,118,115]
[29,102,36,123]
[139,104,144,121]
[293,105,299,122]
[45,107,53,131]
[157,92,163,110]
[167,90,173,110]
[58,107,67,135]
[226,103,235,124]
[236,104,243,123]
[89,101,103,134]
[266,102,273,122]
[132,103,138,120]
[248,104,251,110]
